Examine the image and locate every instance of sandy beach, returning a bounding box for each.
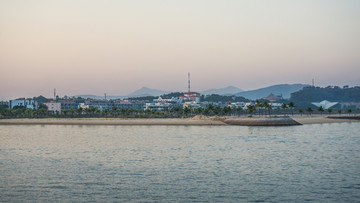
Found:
[0,115,359,126]
[0,117,226,126]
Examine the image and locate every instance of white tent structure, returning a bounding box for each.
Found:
[311,100,338,109]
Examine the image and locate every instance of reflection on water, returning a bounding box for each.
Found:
[1,123,360,202]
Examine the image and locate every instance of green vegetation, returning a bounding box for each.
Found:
[128,92,184,101]
[201,94,249,103]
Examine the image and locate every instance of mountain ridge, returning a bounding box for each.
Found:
[200,86,243,95]
[233,84,310,100]
[127,87,170,97]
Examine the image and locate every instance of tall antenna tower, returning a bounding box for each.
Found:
[54,88,56,99]
[188,72,191,93]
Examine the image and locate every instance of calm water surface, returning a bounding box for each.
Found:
[1,123,360,202]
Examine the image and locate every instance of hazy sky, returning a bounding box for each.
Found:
[1,0,359,99]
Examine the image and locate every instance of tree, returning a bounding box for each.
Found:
[306,107,313,116]
[281,103,288,115]
[246,105,256,116]
[77,107,83,116]
[263,101,272,117]
[318,106,324,115]
[183,106,190,117]
[38,108,47,117]
[347,109,352,115]
[236,106,243,116]
[299,109,304,116]
[70,108,75,117]
[338,109,342,115]
[223,106,232,116]
[214,106,222,115]
[288,102,295,116]
[25,108,33,118]
[327,108,332,115]
[62,110,68,116]
[255,99,261,116]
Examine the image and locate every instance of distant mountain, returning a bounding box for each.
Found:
[127,87,170,97]
[74,94,100,99]
[200,86,243,95]
[234,84,309,100]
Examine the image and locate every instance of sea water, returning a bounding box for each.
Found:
[1,123,359,202]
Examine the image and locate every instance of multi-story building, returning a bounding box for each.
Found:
[0,101,9,107]
[9,98,38,110]
[58,100,78,111]
[180,92,201,103]
[84,99,145,111]
[145,102,173,111]
[113,100,145,110]
[44,102,61,113]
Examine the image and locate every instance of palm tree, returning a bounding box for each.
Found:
[90,107,96,117]
[318,106,324,115]
[62,110,68,117]
[338,109,342,115]
[347,109,352,115]
[327,108,332,115]
[183,106,191,117]
[236,106,243,116]
[288,102,295,116]
[70,108,75,117]
[306,107,313,116]
[84,108,91,116]
[264,101,272,117]
[281,103,288,116]
[77,107,83,116]
[299,109,304,116]
[95,109,101,116]
[112,107,118,117]
[25,108,33,118]
[223,106,232,116]
[255,100,261,116]
[246,105,256,117]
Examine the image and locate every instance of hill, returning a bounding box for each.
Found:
[290,86,360,107]
[234,84,309,100]
[200,86,243,95]
[127,87,170,97]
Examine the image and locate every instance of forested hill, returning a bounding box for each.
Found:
[290,86,360,106]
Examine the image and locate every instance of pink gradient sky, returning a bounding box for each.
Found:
[1,0,359,100]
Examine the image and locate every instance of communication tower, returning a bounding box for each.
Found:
[188,72,191,93]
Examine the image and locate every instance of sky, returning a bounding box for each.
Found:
[1,0,359,100]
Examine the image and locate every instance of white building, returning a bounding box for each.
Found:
[10,98,38,110]
[180,92,201,103]
[312,100,338,109]
[145,102,172,111]
[183,102,201,109]
[44,102,61,113]
[78,103,90,109]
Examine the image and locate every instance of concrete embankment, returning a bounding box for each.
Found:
[223,117,302,126]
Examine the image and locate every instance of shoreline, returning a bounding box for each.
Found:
[0,118,226,126]
[0,116,359,126]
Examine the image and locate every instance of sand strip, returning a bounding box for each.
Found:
[0,118,226,126]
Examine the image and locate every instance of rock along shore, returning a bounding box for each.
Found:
[223,116,302,126]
